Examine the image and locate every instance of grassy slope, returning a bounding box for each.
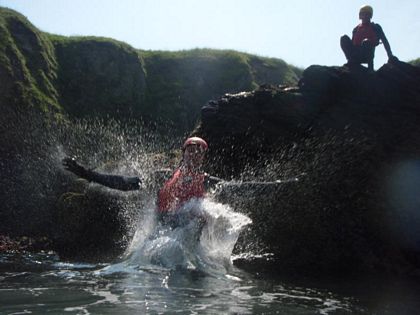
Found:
[410,58,420,67]
[141,48,302,130]
[50,34,147,119]
[0,7,60,115]
[0,6,302,132]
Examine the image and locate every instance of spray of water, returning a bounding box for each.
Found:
[1,111,253,270]
[119,198,252,275]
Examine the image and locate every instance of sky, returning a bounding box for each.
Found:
[1,0,419,68]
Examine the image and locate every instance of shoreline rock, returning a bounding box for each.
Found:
[196,61,420,275]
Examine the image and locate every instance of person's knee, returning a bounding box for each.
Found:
[340,35,352,52]
[340,35,354,61]
[340,35,351,45]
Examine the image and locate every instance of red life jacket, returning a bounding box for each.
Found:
[352,23,379,46]
[157,168,206,213]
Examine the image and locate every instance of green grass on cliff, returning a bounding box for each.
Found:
[0,7,61,116]
[141,49,253,127]
[142,48,301,87]
[50,34,147,120]
[46,36,302,130]
[410,58,420,67]
[141,48,302,129]
[1,6,302,132]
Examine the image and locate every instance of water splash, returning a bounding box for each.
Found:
[0,113,251,267]
[108,198,251,276]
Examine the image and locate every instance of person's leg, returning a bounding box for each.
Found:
[361,39,375,71]
[340,35,355,63]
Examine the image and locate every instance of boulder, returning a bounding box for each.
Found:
[196,61,420,275]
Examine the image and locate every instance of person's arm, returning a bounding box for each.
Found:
[204,174,223,190]
[205,173,305,191]
[62,157,141,191]
[375,24,397,61]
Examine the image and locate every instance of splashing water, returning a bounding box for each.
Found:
[102,198,251,276]
[2,116,419,314]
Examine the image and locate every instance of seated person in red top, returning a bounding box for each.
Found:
[340,5,397,71]
[62,136,221,228]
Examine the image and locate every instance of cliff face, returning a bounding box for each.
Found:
[0,7,302,259]
[0,7,301,132]
[0,8,60,116]
[53,37,147,120]
[197,62,420,181]
[141,50,301,129]
[0,9,63,238]
[196,61,420,274]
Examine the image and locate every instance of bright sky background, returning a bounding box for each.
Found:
[1,0,419,68]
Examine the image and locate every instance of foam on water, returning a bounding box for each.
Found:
[102,198,251,276]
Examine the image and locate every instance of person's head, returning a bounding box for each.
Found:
[359,5,373,23]
[182,137,208,170]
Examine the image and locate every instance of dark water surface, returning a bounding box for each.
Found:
[1,199,420,314]
[1,252,420,315]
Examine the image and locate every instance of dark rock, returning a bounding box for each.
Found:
[53,188,130,261]
[0,235,52,253]
[196,60,420,275]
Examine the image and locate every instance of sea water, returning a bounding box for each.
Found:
[2,198,420,314]
[1,118,420,314]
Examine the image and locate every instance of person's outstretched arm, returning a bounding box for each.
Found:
[205,173,305,191]
[376,24,397,61]
[62,157,141,191]
[204,174,223,190]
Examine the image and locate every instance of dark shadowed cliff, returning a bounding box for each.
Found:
[195,61,420,275]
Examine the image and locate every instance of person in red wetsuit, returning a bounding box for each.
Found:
[340,5,397,71]
[156,137,219,227]
[62,136,221,228]
[62,136,298,229]
[157,137,208,213]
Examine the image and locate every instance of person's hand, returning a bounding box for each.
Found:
[62,157,87,178]
[388,55,399,64]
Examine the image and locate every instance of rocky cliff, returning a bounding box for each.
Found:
[196,61,420,275]
[0,7,301,259]
[0,8,60,116]
[0,7,301,132]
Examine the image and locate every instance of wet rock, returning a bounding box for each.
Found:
[53,181,143,261]
[0,235,52,253]
[198,60,420,275]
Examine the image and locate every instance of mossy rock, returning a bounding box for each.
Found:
[54,188,130,260]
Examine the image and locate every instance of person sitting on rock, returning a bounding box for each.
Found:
[340,5,397,71]
[62,136,221,228]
